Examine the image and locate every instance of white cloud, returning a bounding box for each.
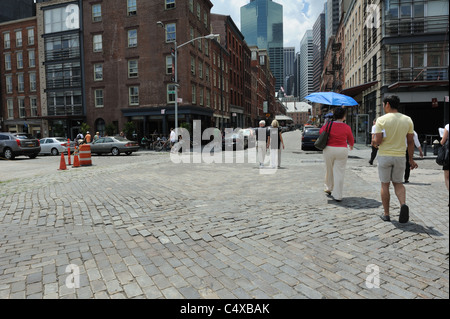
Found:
[211,0,327,53]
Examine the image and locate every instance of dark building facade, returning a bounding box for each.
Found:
[0,0,36,23]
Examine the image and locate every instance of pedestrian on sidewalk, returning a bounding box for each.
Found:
[267,120,284,168]
[369,119,378,165]
[256,120,268,168]
[440,123,449,195]
[321,107,354,202]
[373,95,418,223]
[404,131,423,183]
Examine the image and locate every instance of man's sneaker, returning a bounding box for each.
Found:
[380,214,391,222]
[399,204,409,223]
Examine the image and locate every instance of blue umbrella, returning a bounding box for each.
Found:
[324,112,334,118]
[305,92,358,106]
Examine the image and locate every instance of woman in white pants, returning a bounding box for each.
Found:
[320,107,354,202]
[268,120,284,168]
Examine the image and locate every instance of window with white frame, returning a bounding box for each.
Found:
[95,89,104,107]
[7,99,14,119]
[17,52,23,68]
[16,30,22,47]
[29,72,36,91]
[5,53,11,70]
[165,23,176,42]
[204,40,209,56]
[192,84,196,104]
[128,60,138,78]
[191,57,195,75]
[6,75,13,93]
[189,0,193,12]
[127,0,137,16]
[4,32,10,49]
[206,89,210,107]
[165,0,175,10]
[18,97,25,118]
[129,86,139,105]
[28,50,35,67]
[94,63,103,81]
[199,87,203,106]
[167,84,176,103]
[93,34,102,52]
[28,28,34,45]
[128,29,137,47]
[205,65,210,81]
[165,56,173,75]
[204,12,208,28]
[198,61,203,79]
[18,74,24,92]
[197,4,201,20]
[30,97,38,116]
[92,4,102,22]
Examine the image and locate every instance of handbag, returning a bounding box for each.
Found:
[314,121,333,150]
[436,140,449,166]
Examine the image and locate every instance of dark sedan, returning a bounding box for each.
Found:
[90,136,139,156]
[301,128,321,151]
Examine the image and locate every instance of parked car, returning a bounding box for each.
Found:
[301,127,321,150]
[223,131,248,150]
[0,132,41,160]
[90,136,140,155]
[39,137,70,156]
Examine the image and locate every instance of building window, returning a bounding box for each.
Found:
[199,87,203,106]
[6,75,13,94]
[44,6,80,34]
[204,40,209,56]
[127,0,137,16]
[205,65,210,82]
[129,86,139,105]
[30,97,38,117]
[28,29,34,45]
[28,50,35,67]
[189,0,193,12]
[128,60,138,78]
[204,12,208,28]
[191,57,196,75]
[191,84,196,104]
[95,89,104,107]
[206,89,210,107]
[30,73,37,91]
[128,29,137,47]
[92,4,102,22]
[5,53,11,70]
[93,34,102,52]
[7,99,14,119]
[18,74,25,92]
[197,4,201,20]
[17,52,23,69]
[167,84,176,103]
[166,56,173,74]
[94,64,103,81]
[4,32,10,49]
[16,31,22,47]
[165,0,175,10]
[198,61,203,79]
[18,98,26,118]
[165,23,176,42]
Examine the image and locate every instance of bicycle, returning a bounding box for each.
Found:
[154,138,171,152]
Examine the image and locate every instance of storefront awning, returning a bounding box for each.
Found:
[388,80,449,90]
[340,81,378,97]
[122,105,214,117]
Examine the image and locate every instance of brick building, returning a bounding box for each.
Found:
[0,16,41,135]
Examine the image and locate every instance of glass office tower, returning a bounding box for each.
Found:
[241,0,283,92]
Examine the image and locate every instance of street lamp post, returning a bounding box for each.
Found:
[157,21,218,132]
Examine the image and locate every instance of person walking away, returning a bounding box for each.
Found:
[369,119,378,165]
[373,95,418,223]
[93,132,100,142]
[321,107,354,202]
[267,120,284,168]
[170,128,177,148]
[256,120,268,168]
[76,132,84,146]
[84,131,92,144]
[440,123,449,198]
[404,131,423,183]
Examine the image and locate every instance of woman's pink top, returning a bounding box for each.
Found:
[319,121,354,148]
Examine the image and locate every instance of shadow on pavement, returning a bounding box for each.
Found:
[392,221,444,236]
[327,196,382,209]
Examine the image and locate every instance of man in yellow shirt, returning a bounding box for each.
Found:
[373,95,418,223]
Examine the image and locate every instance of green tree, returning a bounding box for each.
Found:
[80,122,90,135]
[105,123,116,136]
[123,121,136,140]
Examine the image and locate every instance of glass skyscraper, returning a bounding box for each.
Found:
[241,0,283,92]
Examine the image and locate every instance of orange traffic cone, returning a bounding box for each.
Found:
[72,149,80,168]
[58,153,67,170]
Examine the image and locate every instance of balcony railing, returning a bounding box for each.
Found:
[383,67,448,85]
[47,104,83,116]
[384,16,448,37]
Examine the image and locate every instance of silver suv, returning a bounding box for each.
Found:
[0,132,41,160]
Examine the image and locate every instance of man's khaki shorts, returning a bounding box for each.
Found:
[377,156,406,183]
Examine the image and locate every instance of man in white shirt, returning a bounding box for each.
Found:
[169,128,177,147]
[404,131,423,183]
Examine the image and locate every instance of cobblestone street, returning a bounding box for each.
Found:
[0,130,448,299]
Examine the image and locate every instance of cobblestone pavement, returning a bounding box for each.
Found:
[0,131,448,299]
